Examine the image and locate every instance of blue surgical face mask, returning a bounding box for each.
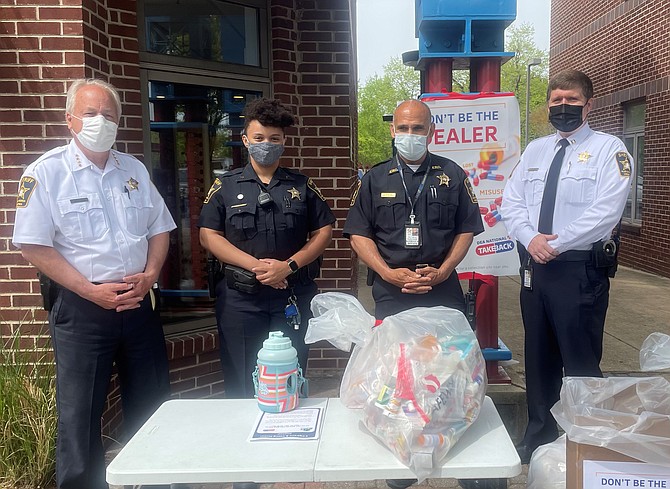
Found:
[247,141,285,167]
[394,133,428,162]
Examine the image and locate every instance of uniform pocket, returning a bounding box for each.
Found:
[227,201,258,241]
[560,167,597,205]
[122,192,154,236]
[521,169,547,206]
[57,194,107,242]
[373,193,406,232]
[282,203,307,232]
[428,189,458,228]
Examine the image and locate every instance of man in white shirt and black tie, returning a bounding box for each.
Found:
[501,69,633,464]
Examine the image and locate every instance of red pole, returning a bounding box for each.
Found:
[424,59,453,93]
[471,57,510,384]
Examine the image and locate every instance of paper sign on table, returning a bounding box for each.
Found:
[249,407,323,441]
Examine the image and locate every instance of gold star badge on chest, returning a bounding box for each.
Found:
[288,187,301,200]
[436,173,450,187]
[577,152,592,163]
[126,177,139,191]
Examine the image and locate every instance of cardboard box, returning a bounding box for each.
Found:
[565,438,641,489]
[559,377,670,489]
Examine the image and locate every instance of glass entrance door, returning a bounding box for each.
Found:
[147,81,261,318]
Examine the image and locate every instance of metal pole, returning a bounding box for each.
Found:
[525,64,531,148]
[525,58,542,148]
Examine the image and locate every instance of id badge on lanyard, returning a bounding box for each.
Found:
[405,214,421,249]
[397,157,430,250]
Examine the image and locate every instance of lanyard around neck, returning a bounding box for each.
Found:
[396,155,430,223]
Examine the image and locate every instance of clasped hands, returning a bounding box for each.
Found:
[89,272,155,312]
[252,258,291,289]
[385,265,446,295]
[527,233,559,264]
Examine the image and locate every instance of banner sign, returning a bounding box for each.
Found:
[423,93,521,277]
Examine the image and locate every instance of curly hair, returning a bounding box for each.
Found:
[242,97,297,133]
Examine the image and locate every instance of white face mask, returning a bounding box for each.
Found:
[394,133,428,162]
[71,114,118,153]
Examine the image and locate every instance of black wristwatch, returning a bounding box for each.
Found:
[287,258,299,274]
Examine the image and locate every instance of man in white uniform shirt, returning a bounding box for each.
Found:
[502,70,633,464]
[12,79,176,489]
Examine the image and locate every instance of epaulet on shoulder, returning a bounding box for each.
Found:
[31,144,68,168]
[368,159,391,172]
[220,168,243,178]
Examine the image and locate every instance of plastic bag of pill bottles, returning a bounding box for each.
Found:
[306,292,486,481]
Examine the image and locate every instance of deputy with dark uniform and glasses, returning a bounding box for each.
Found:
[12,78,175,489]
[198,98,334,412]
[343,99,483,489]
[502,69,633,464]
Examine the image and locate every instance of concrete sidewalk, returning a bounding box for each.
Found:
[112,265,670,489]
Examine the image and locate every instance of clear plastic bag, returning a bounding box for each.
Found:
[306,292,487,481]
[304,292,375,352]
[640,332,670,372]
[526,434,566,489]
[550,376,670,467]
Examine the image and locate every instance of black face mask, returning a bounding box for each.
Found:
[548,103,585,133]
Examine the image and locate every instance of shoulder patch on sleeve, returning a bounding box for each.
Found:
[16,176,38,208]
[203,178,222,204]
[350,179,362,207]
[615,152,632,178]
[307,177,326,201]
[464,177,478,204]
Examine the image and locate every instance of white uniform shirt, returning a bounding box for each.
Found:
[12,140,176,282]
[502,123,633,253]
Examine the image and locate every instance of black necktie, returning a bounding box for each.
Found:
[538,138,570,234]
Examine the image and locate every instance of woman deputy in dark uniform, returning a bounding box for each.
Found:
[199,98,335,399]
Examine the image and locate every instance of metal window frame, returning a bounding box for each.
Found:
[622,100,645,224]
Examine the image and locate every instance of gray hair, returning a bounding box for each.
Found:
[65,79,122,117]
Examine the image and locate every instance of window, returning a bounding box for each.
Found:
[138,0,271,331]
[148,81,262,326]
[145,0,261,66]
[622,101,645,223]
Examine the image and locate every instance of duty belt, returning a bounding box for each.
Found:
[552,249,592,262]
[517,243,592,262]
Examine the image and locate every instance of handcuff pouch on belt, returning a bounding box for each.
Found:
[224,264,260,294]
[38,272,59,312]
[592,237,619,277]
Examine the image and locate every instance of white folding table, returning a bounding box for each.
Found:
[106,396,521,487]
[315,396,521,481]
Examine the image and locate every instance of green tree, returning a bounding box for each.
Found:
[357,57,420,167]
[500,23,553,148]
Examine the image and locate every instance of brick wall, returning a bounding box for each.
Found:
[0,0,357,439]
[269,0,357,369]
[550,0,670,277]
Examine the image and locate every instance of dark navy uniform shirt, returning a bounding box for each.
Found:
[198,164,335,260]
[343,152,484,268]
